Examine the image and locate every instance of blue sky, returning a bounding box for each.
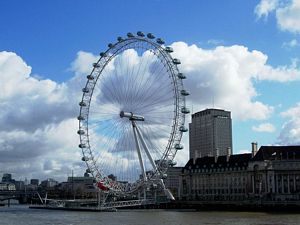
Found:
[1,0,300,180]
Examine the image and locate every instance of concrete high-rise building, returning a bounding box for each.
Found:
[189,108,233,159]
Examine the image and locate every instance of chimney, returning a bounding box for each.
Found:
[215,148,219,163]
[226,147,231,162]
[251,142,258,157]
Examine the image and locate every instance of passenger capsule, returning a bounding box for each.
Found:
[179,126,188,132]
[168,160,177,166]
[175,144,184,150]
[81,156,89,161]
[147,33,155,39]
[161,174,168,179]
[181,107,190,114]
[77,130,85,135]
[87,75,94,80]
[137,31,145,37]
[77,115,85,121]
[127,32,134,38]
[156,38,165,45]
[82,87,89,93]
[100,52,107,57]
[177,73,186,79]
[172,58,181,65]
[86,168,91,173]
[93,63,100,68]
[165,46,173,53]
[79,143,86,148]
[108,43,113,48]
[181,90,190,96]
[79,101,87,107]
[117,36,123,42]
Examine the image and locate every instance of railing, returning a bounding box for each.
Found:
[103,199,155,208]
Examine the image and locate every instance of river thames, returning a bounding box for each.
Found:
[1,205,300,225]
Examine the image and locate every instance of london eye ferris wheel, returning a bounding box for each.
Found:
[77,31,189,199]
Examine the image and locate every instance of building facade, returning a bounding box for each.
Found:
[189,109,232,159]
[180,146,300,203]
[164,166,183,199]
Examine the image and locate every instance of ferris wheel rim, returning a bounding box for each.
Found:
[78,32,188,194]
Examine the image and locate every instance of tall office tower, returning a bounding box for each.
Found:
[189,108,233,159]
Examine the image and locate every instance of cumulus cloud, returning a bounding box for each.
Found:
[70,51,98,75]
[255,0,300,33]
[0,51,86,181]
[277,103,300,144]
[2,40,300,180]
[252,123,276,132]
[277,0,300,33]
[255,0,278,19]
[170,42,300,120]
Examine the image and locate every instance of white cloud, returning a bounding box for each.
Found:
[0,51,86,181]
[170,42,300,121]
[207,39,224,45]
[282,39,300,48]
[278,103,300,144]
[255,0,300,33]
[252,123,276,132]
[276,0,300,33]
[2,41,300,181]
[255,0,278,19]
[70,51,98,75]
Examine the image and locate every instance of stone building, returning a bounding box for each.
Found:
[180,145,300,203]
[189,109,232,159]
[164,166,183,199]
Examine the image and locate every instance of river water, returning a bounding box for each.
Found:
[1,205,300,225]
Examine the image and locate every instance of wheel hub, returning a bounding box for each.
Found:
[120,111,145,121]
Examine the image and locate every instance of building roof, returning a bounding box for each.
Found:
[184,153,252,170]
[192,108,230,118]
[184,146,300,171]
[252,146,300,161]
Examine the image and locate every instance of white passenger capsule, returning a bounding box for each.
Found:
[77,130,85,135]
[137,31,145,37]
[127,32,134,38]
[81,156,89,161]
[87,75,94,80]
[168,160,177,166]
[165,46,173,53]
[77,115,85,121]
[79,143,86,148]
[181,107,190,114]
[147,33,155,39]
[161,174,168,179]
[156,38,165,45]
[172,58,181,64]
[82,87,89,93]
[181,90,190,96]
[175,144,184,150]
[177,73,186,79]
[179,126,188,132]
[93,63,100,68]
[79,101,87,107]
[100,52,107,57]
